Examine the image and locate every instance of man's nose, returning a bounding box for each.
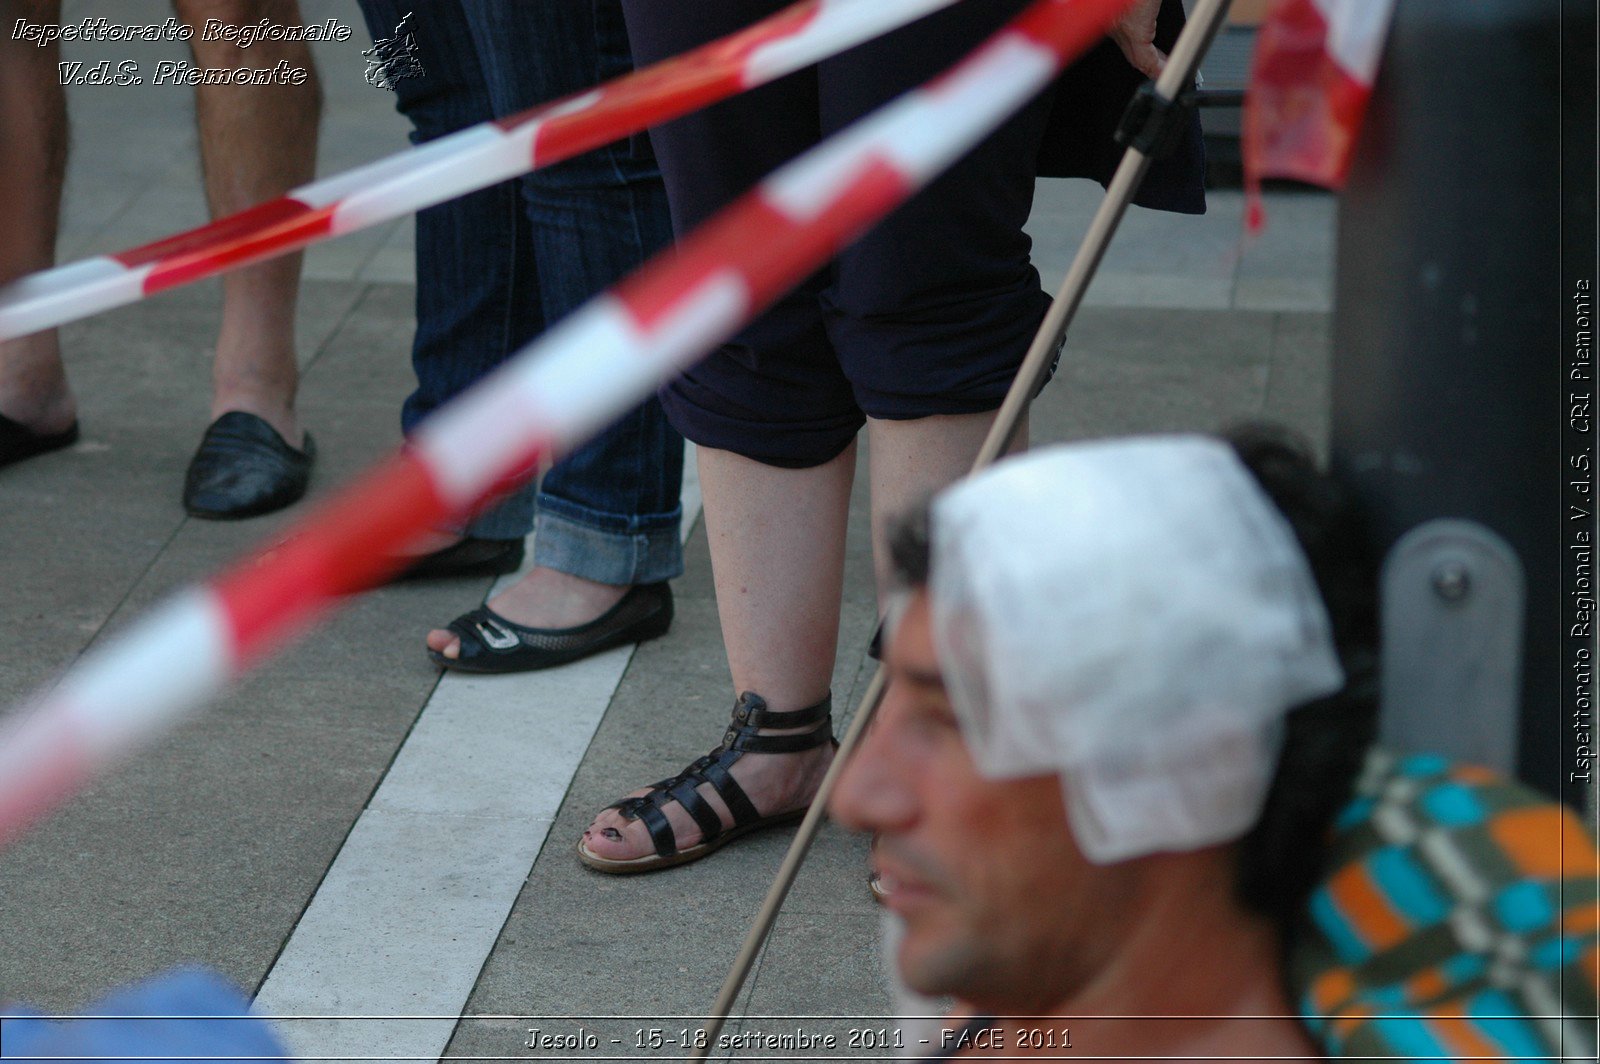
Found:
[828,697,916,833]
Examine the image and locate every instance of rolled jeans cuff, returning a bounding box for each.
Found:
[531,500,684,586]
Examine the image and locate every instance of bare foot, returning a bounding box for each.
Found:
[426,565,632,659]
[0,331,76,434]
[580,711,835,863]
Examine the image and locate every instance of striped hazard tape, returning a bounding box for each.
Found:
[0,0,1139,848]
[0,0,970,341]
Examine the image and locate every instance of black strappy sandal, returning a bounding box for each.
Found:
[576,691,836,873]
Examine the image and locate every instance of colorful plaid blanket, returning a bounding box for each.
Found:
[1294,749,1599,1061]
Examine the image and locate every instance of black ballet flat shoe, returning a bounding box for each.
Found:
[429,581,673,674]
[182,412,315,520]
[0,412,79,470]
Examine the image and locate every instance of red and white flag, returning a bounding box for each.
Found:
[1242,0,1397,231]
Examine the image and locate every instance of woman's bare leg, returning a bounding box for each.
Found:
[581,441,854,860]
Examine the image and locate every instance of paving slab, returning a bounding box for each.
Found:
[1233,191,1338,311]
[1027,306,1275,446]
[0,707,400,1007]
[1262,312,1335,450]
[0,276,470,1008]
[744,912,892,1015]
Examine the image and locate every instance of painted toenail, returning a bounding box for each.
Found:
[602,828,622,840]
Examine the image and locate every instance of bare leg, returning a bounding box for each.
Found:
[174,0,321,444]
[581,441,854,861]
[866,410,1027,600]
[0,0,75,435]
[702,443,855,702]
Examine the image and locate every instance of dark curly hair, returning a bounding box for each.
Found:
[1223,423,1379,931]
[885,424,1380,932]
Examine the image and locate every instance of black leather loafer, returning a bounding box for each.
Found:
[183,412,315,520]
[0,412,79,470]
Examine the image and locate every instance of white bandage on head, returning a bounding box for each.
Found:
[928,436,1345,864]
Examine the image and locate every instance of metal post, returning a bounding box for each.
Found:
[1330,0,1593,805]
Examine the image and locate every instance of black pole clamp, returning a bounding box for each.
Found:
[1113,83,1235,160]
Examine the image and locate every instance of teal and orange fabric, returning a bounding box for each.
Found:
[1292,750,1599,1060]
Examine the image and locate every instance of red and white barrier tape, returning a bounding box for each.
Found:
[0,0,971,341]
[0,0,1138,848]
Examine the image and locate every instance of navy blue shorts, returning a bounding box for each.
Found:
[623,0,1054,468]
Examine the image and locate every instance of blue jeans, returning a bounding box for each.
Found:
[357,0,684,585]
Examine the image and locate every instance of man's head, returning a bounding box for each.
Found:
[836,584,1143,1011]
[830,427,1378,1009]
